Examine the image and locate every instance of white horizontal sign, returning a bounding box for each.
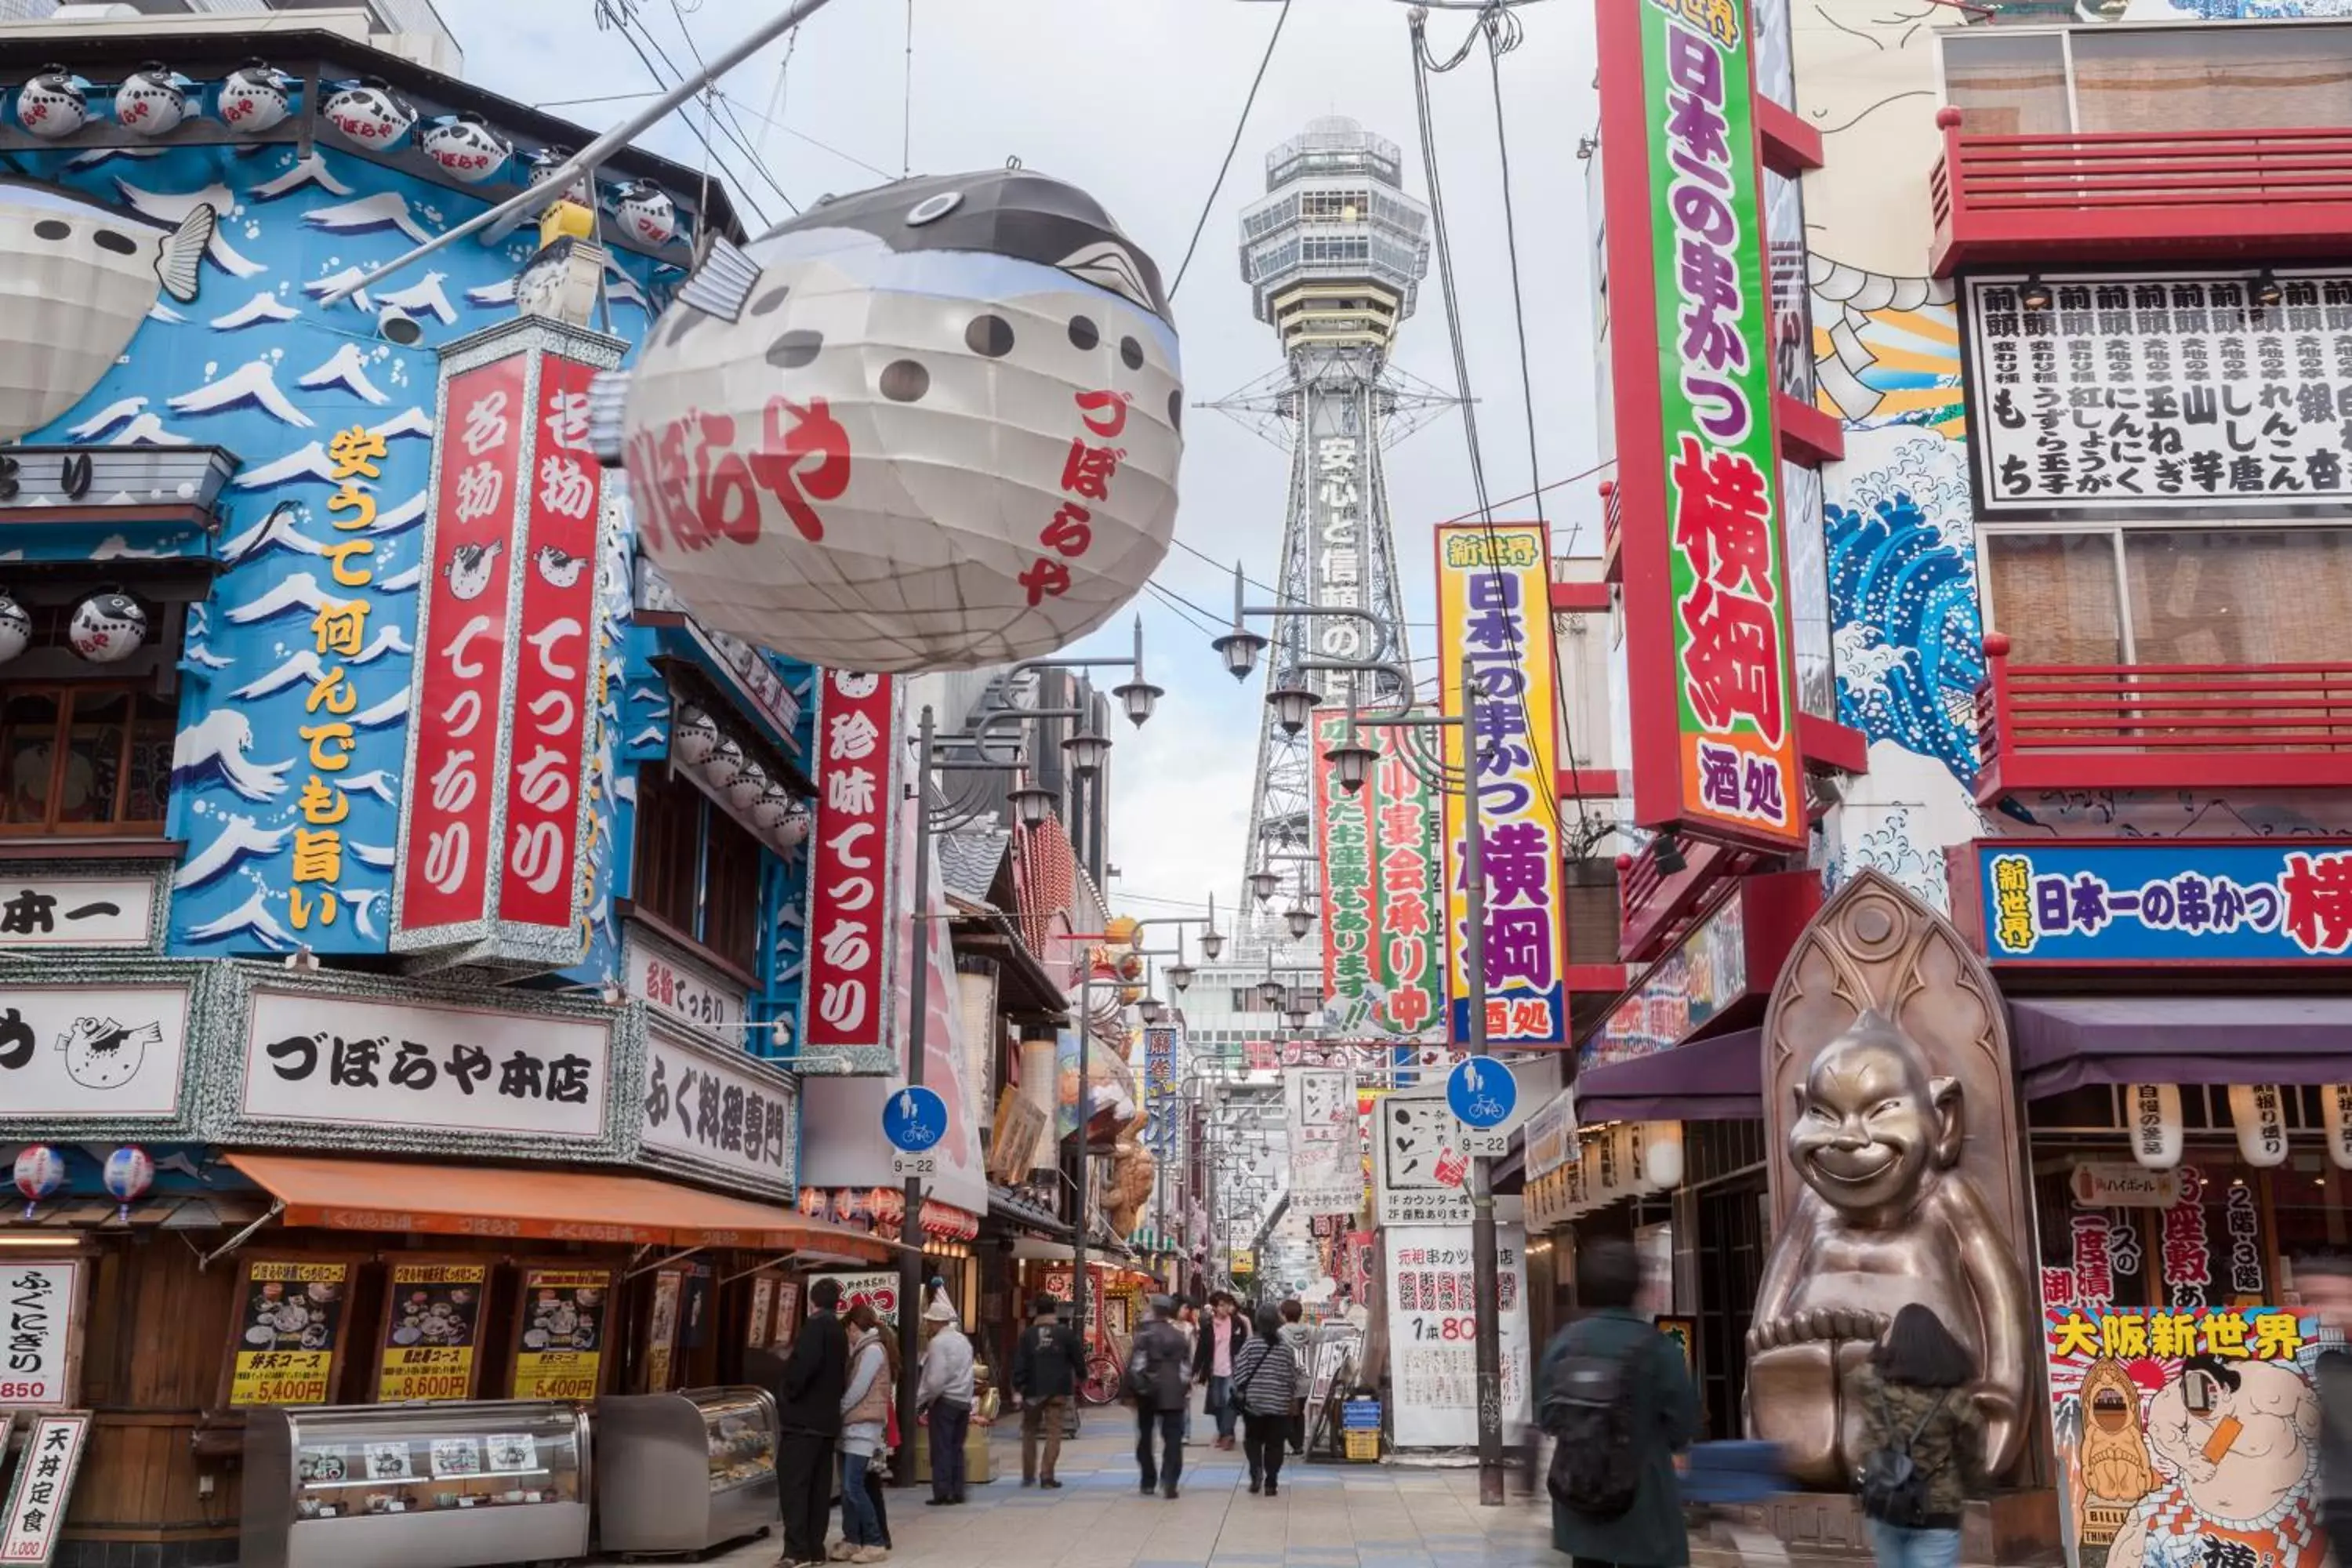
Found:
[0,876,155,949]
[637,1023,794,1193]
[241,989,612,1140]
[626,929,750,1035]
[0,984,191,1119]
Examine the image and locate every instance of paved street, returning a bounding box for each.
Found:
[685,1425,1561,1568]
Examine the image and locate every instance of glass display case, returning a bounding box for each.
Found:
[595,1385,779,1553]
[241,1399,591,1568]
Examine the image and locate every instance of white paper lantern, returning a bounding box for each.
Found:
[115,64,193,136]
[752,786,798,833]
[725,759,769,812]
[702,736,746,797]
[768,798,811,852]
[2227,1083,2290,1168]
[615,169,1181,673]
[611,180,678,249]
[0,594,28,666]
[219,62,294,133]
[320,78,415,150]
[1642,1120,1685,1191]
[421,114,512,184]
[15,67,89,139]
[671,705,719,768]
[2127,1082,2183,1171]
[2324,1085,2352,1172]
[69,592,147,662]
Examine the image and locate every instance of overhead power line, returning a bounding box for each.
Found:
[1170,0,1292,299]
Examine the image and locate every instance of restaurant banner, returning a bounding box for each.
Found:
[1433,522,1568,1047]
[1374,1088,1472,1227]
[373,1258,488,1403]
[800,670,903,1073]
[1316,711,1377,1012]
[0,1411,90,1566]
[0,1261,81,1408]
[1286,1067,1362,1218]
[223,1258,355,1406]
[634,1018,797,1196]
[1386,1225,1528,1448]
[510,1265,610,1400]
[1965,840,2352,963]
[0,872,159,950]
[1370,726,1446,1039]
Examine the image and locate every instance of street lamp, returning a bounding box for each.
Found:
[1255,975,1287,1010]
[1007,782,1058,829]
[1062,730,1112,779]
[1114,677,1164,728]
[1267,682,1320,736]
[1325,739,1378,793]
[1138,994,1166,1025]
[1166,960,1195,992]
[1247,868,1282,905]
[1283,902,1314,941]
[1212,626,1269,681]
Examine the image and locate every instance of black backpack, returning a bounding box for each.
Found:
[1541,1338,1646,1518]
[1857,1388,1947,1527]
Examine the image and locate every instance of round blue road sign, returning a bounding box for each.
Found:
[1446,1055,1518,1129]
[882,1084,949,1152]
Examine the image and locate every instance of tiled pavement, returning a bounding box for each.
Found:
[678,1423,1563,1568]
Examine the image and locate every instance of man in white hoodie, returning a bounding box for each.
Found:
[915,1288,975,1506]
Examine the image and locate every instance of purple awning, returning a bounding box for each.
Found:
[2012,996,2352,1097]
[1573,1027,1762,1123]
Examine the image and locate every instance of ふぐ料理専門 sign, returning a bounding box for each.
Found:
[1973,840,2352,962]
[636,1022,797,1195]
[1599,0,1802,852]
[800,670,902,1070]
[1965,270,2352,517]
[1433,523,1568,1047]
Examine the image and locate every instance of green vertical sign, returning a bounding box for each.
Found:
[1316,712,1375,1007]
[1369,727,1444,1039]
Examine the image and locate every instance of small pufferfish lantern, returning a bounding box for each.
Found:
[14,66,89,139]
[600,167,1182,674]
[115,63,194,137]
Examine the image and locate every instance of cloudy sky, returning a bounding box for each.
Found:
[459,0,1605,925]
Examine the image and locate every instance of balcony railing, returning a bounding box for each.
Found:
[1973,633,2352,803]
[1929,107,2352,275]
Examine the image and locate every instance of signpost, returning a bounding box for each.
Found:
[1447,1056,1519,1158]
[882,1083,949,1179]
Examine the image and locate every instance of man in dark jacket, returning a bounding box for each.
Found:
[1131,1294,1192,1499]
[1192,1290,1250,1450]
[1011,1294,1087,1487]
[2301,1254,2352,1565]
[772,1276,847,1568]
[1537,1237,1699,1568]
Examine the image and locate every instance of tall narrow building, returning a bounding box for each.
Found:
[1233,116,1429,953]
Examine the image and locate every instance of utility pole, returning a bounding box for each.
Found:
[1461,662,1504,1507]
[895,703,936,1472]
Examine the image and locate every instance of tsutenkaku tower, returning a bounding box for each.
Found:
[1230,118,1431,953]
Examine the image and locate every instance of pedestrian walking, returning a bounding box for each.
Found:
[1127,1294,1192,1499]
[1193,1290,1249,1450]
[1012,1295,1084,1486]
[1847,1304,1987,1568]
[1277,1298,1311,1454]
[833,1302,898,1563]
[1537,1236,1699,1568]
[916,1287,975,1506]
[1174,1299,1200,1443]
[773,1276,848,1568]
[1230,1306,1301,1497]
[2299,1254,2352,1566]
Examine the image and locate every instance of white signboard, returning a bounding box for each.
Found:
[1523,1087,1577,1181]
[637,1023,794,1194]
[241,989,612,1140]
[0,1411,91,1564]
[0,877,154,949]
[625,928,751,1035]
[0,985,191,1120]
[1375,1089,1473,1227]
[1385,1224,1529,1448]
[1286,1067,1361,1217]
[1965,269,2352,516]
[2070,1162,2183,1209]
[1,1261,80,1408]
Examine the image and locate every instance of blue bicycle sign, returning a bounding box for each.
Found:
[1446,1056,1518,1130]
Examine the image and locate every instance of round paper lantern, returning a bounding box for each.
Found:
[619,168,1181,673]
[0,594,29,665]
[752,786,798,833]
[102,1145,154,1218]
[320,78,415,149]
[1642,1121,1685,1191]
[70,592,147,662]
[13,1144,64,1215]
[219,61,293,133]
[2228,1083,2289,1168]
[2325,1085,2352,1172]
[115,63,193,136]
[421,114,511,184]
[15,67,89,139]
[2127,1082,2183,1171]
[612,181,678,248]
[768,798,811,853]
[724,758,769,812]
[671,705,719,768]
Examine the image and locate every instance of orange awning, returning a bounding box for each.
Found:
[227,1153,900,1263]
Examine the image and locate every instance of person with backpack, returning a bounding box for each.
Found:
[1229,1305,1301,1496]
[1127,1294,1192,1498]
[1537,1236,1699,1568]
[1011,1295,1084,1488]
[1849,1304,1987,1568]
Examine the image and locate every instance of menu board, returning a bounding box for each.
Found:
[1,1261,81,1408]
[771,1279,800,1354]
[0,1411,89,1566]
[509,1265,611,1400]
[373,1259,488,1403]
[224,1258,355,1406]
[746,1276,775,1349]
[641,1269,684,1392]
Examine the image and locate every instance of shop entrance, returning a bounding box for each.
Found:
[1693,1178,1767,1443]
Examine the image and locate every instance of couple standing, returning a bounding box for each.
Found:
[1128,1296,1299,1497]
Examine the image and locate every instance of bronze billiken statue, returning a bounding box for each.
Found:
[1746,1010,2031,1488]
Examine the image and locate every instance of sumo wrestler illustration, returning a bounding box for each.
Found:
[2109,1356,2323,1568]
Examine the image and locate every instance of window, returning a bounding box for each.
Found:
[1943,24,2352,136]
[630,761,767,974]
[0,595,172,837]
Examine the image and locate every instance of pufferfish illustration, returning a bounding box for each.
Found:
[59,1014,163,1091]
[0,178,214,442]
[533,545,588,589]
[420,114,511,184]
[444,540,503,601]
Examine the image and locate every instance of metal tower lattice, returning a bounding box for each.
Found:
[1214,117,1436,959]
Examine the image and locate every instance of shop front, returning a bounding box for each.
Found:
[0,960,884,1566]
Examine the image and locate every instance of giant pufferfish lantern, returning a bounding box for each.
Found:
[597,168,1181,674]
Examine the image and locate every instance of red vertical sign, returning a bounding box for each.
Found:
[400,354,528,932]
[499,358,605,931]
[801,670,899,1058]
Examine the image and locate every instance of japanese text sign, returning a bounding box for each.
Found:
[239,987,612,1142]
[225,1258,353,1406]
[0,877,154,950]
[1143,1025,1180,1158]
[802,670,902,1069]
[1316,715,1446,1040]
[1288,1066,1363,1218]
[1387,1226,1529,1447]
[1583,892,1749,1069]
[637,1022,797,1195]
[1974,841,2352,963]
[1599,0,1801,852]
[375,1260,486,1403]
[1375,1089,1474,1226]
[510,1265,609,1399]
[1316,712,1376,1011]
[1966,270,2352,517]
[1433,524,1568,1047]
[0,1412,89,1565]
[1,1262,79,1408]
[0,984,192,1120]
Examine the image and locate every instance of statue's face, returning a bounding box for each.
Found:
[1790,1035,1937,1210]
